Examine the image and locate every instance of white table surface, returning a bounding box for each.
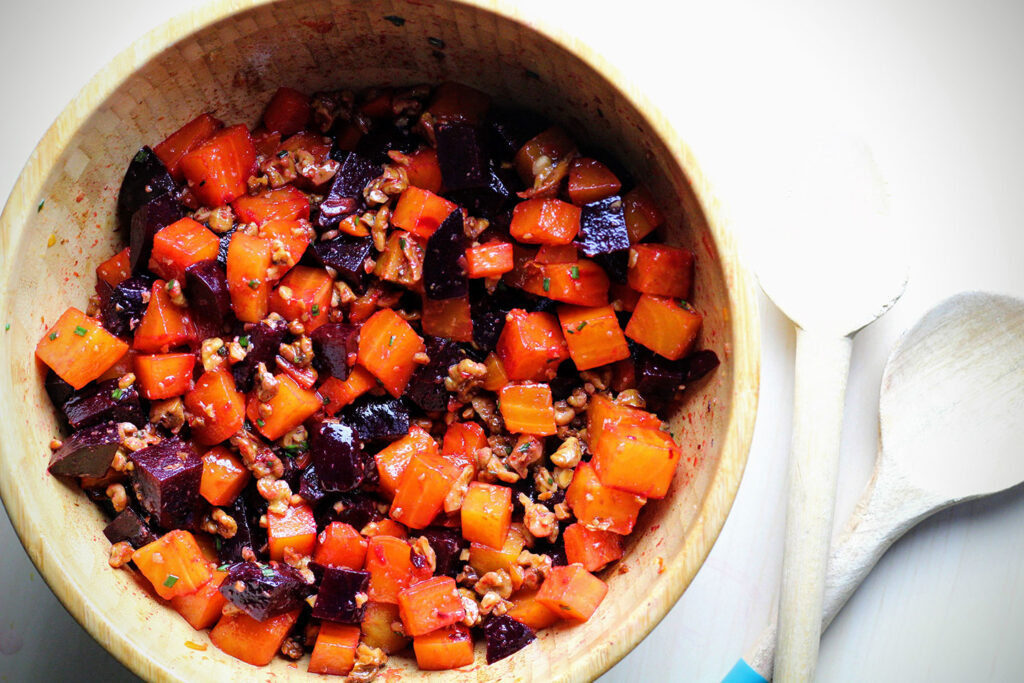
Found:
[3,1,1024,681]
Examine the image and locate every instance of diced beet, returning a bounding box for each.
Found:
[436,122,489,190]
[633,347,685,408]
[486,108,549,159]
[103,506,157,549]
[548,358,580,402]
[317,151,380,228]
[298,466,326,504]
[117,147,176,232]
[216,226,236,268]
[62,379,145,430]
[129,193,185,274]
[446,165,516,220]
[407,337,464,412]
[311,567,370,624]
[218,488,265,564]
[48,421,122,478]
[418,528,464,578]
[532,534,567,567]
[232,316,288,392]
[577,195,629,257]
[594,249,629,284]
[219,561,310,621]
[319,491,384,531]
[342,397,409,443]
[424,210,468,300]
[309,420,365,492]
[128,438,202,529]
[680,349,720,384]
[354,123,419,165]
[100,275,153,339]
[310,323,358,381]
[484,614,536,663]
[44,369,75,409]
[312,235,373,291]
[184,260,231,330]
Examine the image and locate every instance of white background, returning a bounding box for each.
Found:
[2,1,1024,681]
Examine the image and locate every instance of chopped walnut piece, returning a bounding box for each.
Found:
[86,294,102,318]
[279,634,305,660]
[552,466,575,489]
[363,165,408,206]
[108,541,134,568]
[254,362,279,402]
[226,338,249,363]
[258,477,293,516]
[471,395,504,434]
[279,335,314,367]
[520,493,559,542]
[552,401,576,426]
[478,591,511,616]
[201,337,226,372]
[294,147,340,186]
[105,484,128,513]
[615,389,646,409]
[480,448,519,484]
[474,569,513,599]
[553,502,571,521]
[580,368,611,392]
[231,428,285,479]
[550,436,583,469]
[311,89,355,133]
[507,435,543,478]
[533,466,558,501]
[566,387,589,410]
[149,397,185,433]
[118,373,136,390]
[411,536,437,574]
[443,465,475,514]
[458,588,482,627]
[463,215,490,240]
[348,643,387,683]
[444,359,488,402]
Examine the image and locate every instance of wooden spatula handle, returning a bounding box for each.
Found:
[773,328,852,682]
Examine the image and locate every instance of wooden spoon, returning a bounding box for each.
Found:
[725,291,1024,681]
[752,134,907,681]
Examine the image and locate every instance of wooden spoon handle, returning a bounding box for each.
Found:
[773,328,852,683]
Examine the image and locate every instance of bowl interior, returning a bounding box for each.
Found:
[0,1,758,681]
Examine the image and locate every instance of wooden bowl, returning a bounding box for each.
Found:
[0,1,759,680]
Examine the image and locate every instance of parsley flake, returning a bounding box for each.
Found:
[570,265,580,280]
[37,200,44,212]
[4,323,9,331]
[73,325,88,337]
[311,304,320,316]
[111,388,124,400]
[383,14,406,26]
[322,395,331,406]
[542,277,551,292]
[388,335,395,347]
[399,237,407,250]
[48,331,58,341]
[239,335,250,348]
[247,279,260,290]
[577,321,588,331]
[134,149,149,163]
[163,575,179,588]
[261,567,275,577]
[216,563,230,572]
[281,442,308,456]
[257,418,266,427]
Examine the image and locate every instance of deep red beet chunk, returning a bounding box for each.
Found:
[484,614,536,663]
[312,235,374,291]
[219,561,311,621]
[128,438,202,530]
[407,336,464,412]
[310,323,358,381]
[232,316,288,392]
[309,420,365,492]
[423,209,468,300]
[577,195,629,257]
[342,397,409,443]
[62,379,145,430]
[311,567,370,624]
[129,192,184,274]
[184,259,231,330]
[435,122,490,190]
[100,275,153,338]
[317,151,380,227]
[418,527,465,578]
[48,421,122,478]
[103,506,158,549]
[116,146,176,233]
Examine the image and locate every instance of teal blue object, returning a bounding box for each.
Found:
[722,659,769,683]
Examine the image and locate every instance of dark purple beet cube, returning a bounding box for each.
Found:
[423,210,468,300]
[680,349,721,384]
[310,323,358,381]
[354,123,418,166]
[298,466,326,504]
[44,369,75,409]
[216,226,235,268]
[577,195,629,257]
[309,420,365,492]
[319,491,384,531]
[408,337,464,412]
[486,108,548,159]
[100,275,153,339]
[129,192,184,274]
[117,146,176,233]
[317,151,380,228]
[311,567,370,624]
[342,397,409,443]
[48,421,122,477]
[219,561,310,621]
[128,438,202,530]
[446,165,516,220]
[419,527,464,578]
[103,506,157,549]
[633,347,685,406]
[312,235,373,291]
[484,614,536,663]
[62,379,144,430]
[436,122,489,190]
[218,489,265,564]
[184,260,230,330]
[232,316,288,392]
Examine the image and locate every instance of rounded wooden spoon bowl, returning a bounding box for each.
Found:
[0,1,759,681]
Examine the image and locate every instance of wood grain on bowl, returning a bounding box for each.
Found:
[0,1,759,681]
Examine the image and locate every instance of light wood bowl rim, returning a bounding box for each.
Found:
[0,0,761,680]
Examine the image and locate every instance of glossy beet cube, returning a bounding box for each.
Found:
[129,193,185,274]
[117,146,176,232]
[319,491,385,532]
[100,275,153,339]
[679,349,721,383]
[216,226,235,268]
[436,122,489,190]
[219,561,310,621]
[103,506,157,549]
[419,527,465,578]
[342,397,409,443]
[407,337,464,413]
[218,489,265,564]
[317,151,380,227]
[312,235,374,291]
[577,195,629,257]
[232,316,288,392]
[423,209,468,300]
[129,438,202,529]
[633,346,685,407]
[447,165,516,220]
[62,379,145,430]
[48,421,122,478]
[486,108,549,159]
[310,323,358,381]
[311,567,370,624]
[297,466,326,504]
[354,123,419,165]
[44,369,75,410]
[310,420,365,492]
[184,259,231,330]
[483,614,536,663]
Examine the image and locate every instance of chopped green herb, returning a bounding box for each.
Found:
[215,537,222,550]
[322,395,331,406]
[261,567,275,577]
[134,149,149,163]
[311,304,320,316]
[163,575,179,588]
[518,442,531,453]
[239,335,250,348]
[37,200,44,212]
[542,277,551,292]
[399,238,407,250]
[216,563,230,572]
[525,69,541,80]
[570,266,580,280]
[48,331,58,341]
[111,388,124,400]
[383,14,406,26]
[4,323,9,331]
[577,321,588,331]
[247,279,260,290]
[257,418,266,427]
[276,150,289,158]
[217,345,228,357]
[388,335,396,347]
[281,442,308,456]
[73,325,88,337]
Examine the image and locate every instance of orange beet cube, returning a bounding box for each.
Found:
[375,426,439,498]
[514,126,576,185]
[398,575,466,637]
[391,451,458,529]
[623,185,665,243]
[308,622,360,675]
[568,158,622,205]
[268,265,333,332]
[96,247,132,287]
[460,482,513,549]
[199,446,250,506]
[258,218,312,282]
[391,186,459,239]
[441,421,486,471]
[361,601,409,654]
[558,304,630,371]
[170,568,228,630]
[132,529,212,600]
[536,563,608,621]
[400,147,443,194]
[565,461,646,535]
[427,81,491,125]
[498,383,556,436]
[469,526,526,574]
[510,198,581,245]
[535,244,578,265]
[586,395,661,454]
[563,523,624,572]
[362,519,409,540]
[225,232,272,323]
[268,503,317,561]
[530,260,610,307]
[481,352,510,392]
[593,424,685,499]
[35,307,128,390]
[134,352,195,400]
[421,295,473,343]
[262,86,310,136]
[319,365,377,416]
[496,309,568,382]
[465,242,514,279]
[413,623,475,671]
[179,124,257,207]
[247,373,322,441]
[506,590,561,631]
[357,308,426,397]
[154,112,223,181]
[148,217,220,282]
[210,609,300,667]
[232,185,310,225]
[184,368,245,445]
[627,244,694,300]
[625,294,703,360]
[365,536,431,604]
[314,522,368,570]
[132,280,197,353]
